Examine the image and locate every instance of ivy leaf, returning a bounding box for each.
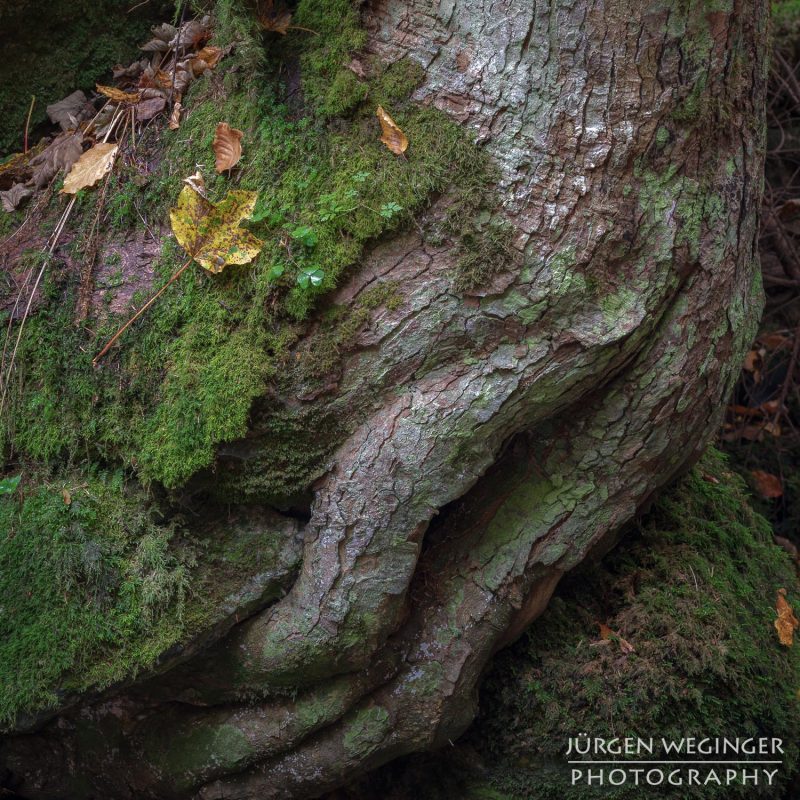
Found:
[169,184,264,274]
[0,475,21,496]
[297,266,324,289]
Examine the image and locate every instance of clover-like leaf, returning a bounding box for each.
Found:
[169,184,264,273]
[297,266,324,289]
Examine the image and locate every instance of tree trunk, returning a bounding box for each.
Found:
[0,0,767,798]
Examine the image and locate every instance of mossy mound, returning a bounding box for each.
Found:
[0,467,301,729]
[2,0,496,500]
[326,451,800,799]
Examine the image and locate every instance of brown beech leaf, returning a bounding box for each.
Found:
[376,106,408,155]
[190,45,225,77]
[257,0,293,33]
[46,90,89,131]
[751,470,783,499]
[96,84,141,104]
[61,143,117,194]
[136,96,166,122]
[775,589,799,647]
[213,122,244,172]
[0,183,33,213]
[29,132,83,188]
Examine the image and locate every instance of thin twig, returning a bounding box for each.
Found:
[23,96,35,154]
[93,259,192,365]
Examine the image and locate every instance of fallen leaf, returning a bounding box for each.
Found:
[141,22,176,52]
[751,470,783,499]
[46,90,89,131]
[96,84,141,104]
[190,45,223,76]
[113,58,149,81]
[775,589,799,647]
[29,132,83,188]
[758,333,790,350]
[136,96,167,121]
[182,171,206,196]
[61,143,118,194]
[168,100,183,130]
[169,17,211,51]
[170,183,264,273]
[598,622,635,654]
[376,106,408,155]
[0,183,32,213]
[213,122,244,172]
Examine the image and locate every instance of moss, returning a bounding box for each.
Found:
[3,0,497,498]
[343,705,391,758]
[0,469,192,728]
[470,450,800,799]
[453,220,518,293]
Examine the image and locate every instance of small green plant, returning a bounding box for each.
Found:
[0,474,21,496]
[379,201,403,219]
[297,266,324,289]
[290,225,318,248]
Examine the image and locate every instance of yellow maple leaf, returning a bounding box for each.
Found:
[61,143,117,194]
[169,184,264,273]
[775,588,799,647]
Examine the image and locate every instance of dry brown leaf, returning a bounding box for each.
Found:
[213,122,244,172]
[597,622,635,654]
[758,333,790,350]
[169,100,183,130]
[96,84,141,104]
[376,106,408,155]
[775,589,799,647]
[0,183,33,213]
[46,90,89,131]
[29,132,83,188]
[190,45,224,75]
[61,143,117,194]
[751,470,783,499]
[136,96,166,121]
[182,171,206,197]
[742,349,761,383]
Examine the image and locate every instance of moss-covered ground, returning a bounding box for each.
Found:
[0,0,497,728]
[3,0,495,497]
[327,451,800,799]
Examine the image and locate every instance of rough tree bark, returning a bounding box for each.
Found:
[1,0,767,798]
